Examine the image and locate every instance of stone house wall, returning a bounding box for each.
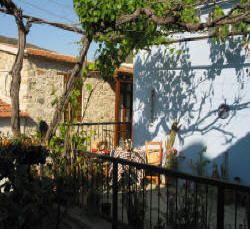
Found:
[0,50,16,104]
[0,50,74,135]
[82,72,116,123]
[0,49,117,136]
[21,55,74,126]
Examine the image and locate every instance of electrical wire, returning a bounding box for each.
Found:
[19,0,76,24]
[46,0,73,11]
[44,0,81,25]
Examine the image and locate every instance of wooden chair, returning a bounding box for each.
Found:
[145,141,162,185]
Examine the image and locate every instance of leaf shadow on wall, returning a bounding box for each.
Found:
[133,36,249,152]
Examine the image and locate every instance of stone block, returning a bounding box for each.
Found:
[37,98,45,104]
[36,69,46,75]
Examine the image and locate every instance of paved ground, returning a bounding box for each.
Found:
[63,207,112,229]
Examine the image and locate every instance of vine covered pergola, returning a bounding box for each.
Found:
[0,0,249,142]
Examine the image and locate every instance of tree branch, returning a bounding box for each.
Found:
[116,2,250,32]
[213,1,248,23]
[45,36,92,143]
[178,12,250,31]
[116,7,176,26]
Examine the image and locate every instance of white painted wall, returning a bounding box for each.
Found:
[133,36,250,184]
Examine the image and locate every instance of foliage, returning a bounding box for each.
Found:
[80,157,105,216]
[0,176,56,229]
[162,118,183,170]
[73,0,249,79]
[159,183,214,227]
[0,135,48,169]
[118,167,146,227]
[49,123,93,154]
[165,118,181,152]
[49,77,93,154]
[164,148,185,170]
[0,133,94,228]
[189,146,210,176]
[0,136,57,229]
[85,83,92,91]
[44,79,99,212]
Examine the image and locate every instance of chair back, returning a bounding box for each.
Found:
[145,141,162,166]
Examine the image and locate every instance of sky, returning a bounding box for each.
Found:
[0,0,98,61]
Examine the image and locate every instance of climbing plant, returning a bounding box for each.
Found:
[46,0,249,141]
[1,0,249,140]
[73,0,249,79]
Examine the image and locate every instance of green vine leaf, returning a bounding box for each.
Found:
[73,0,249,79]
[85,83,92,91]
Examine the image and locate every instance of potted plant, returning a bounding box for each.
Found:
[162,118,183,184]
[163,148,185,184]
[165,148,181,170]
[189,146,209,177]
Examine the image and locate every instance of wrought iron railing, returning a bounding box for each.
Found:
[57,151,250,229]
[66,122,131,151]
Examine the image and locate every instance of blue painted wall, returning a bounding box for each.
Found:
[133,35,250,185]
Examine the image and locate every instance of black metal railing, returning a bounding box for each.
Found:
[66,122,131,151]
[56,151,250,229]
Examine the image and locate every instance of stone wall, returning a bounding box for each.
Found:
[82,72,116,123]
[0,50,117,136]
[0,50,15,104]
[0,50,74,135]
[22,55,74,126]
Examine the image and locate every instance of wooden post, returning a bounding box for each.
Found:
[114,77,120,147]
[1,1,32,136]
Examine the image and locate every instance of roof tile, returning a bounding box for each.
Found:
[0,42,133,74]
[0,99,29,118]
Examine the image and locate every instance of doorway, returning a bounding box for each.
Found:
[114,74,133,147]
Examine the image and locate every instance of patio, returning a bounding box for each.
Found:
[49,150,250,229]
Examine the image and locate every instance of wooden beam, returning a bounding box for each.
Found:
[1,8,249,44]
[0,8,84,34]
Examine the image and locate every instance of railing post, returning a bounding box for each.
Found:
[248,192,250,229]
[217,185,224,229]
[112,161,118,229]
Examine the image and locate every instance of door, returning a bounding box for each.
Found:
[114,78,133,147]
